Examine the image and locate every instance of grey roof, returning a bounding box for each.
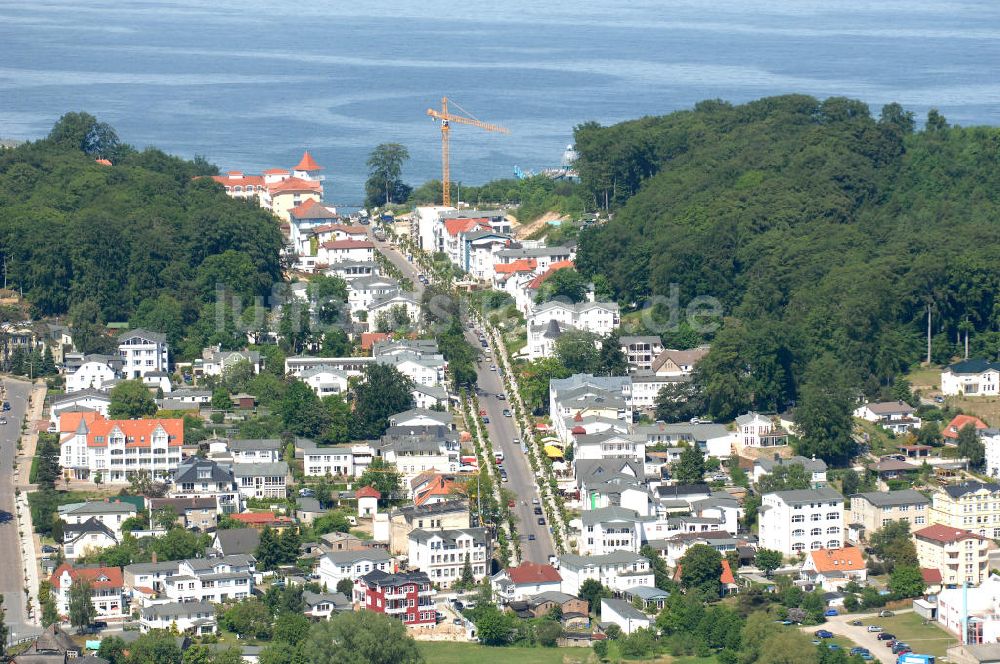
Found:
[323,548,392,565]
[214,529,260,555]
[496,245,574,259]
[755,455,827,473]
[141,600,215,618]
[393,499,468,522]
[148,496,217,512]
[574,459,645,483]
[627,586,670,600]
[303,591,351,610]
[528,591,576,607]
[601,598,649,621]
[767,487,844,503]
[297,497,322,513]
[408,527,488,547]
[862,400,916,415]
[118,328,167,344]
[60,500,136,516]
[581,506,645,526]
[52,389,111,405]
[359,569,429,588]
[125,560,182,575]
[389,408,451,426]
[233,461,288,477]
[63,517,116,541]
[850,489,930,507]
[634,422,731,442]
[229,438,282,452]
[655,484,711,499]
[946,358,1000,375]
[620,336,662,346]
[558,551,648,570]
[174,458,234,484]
[542,319,563,340]
[942,481,1000,498]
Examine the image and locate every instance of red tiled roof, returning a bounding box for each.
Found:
[444,218,488,237]
[494,258,537,274]
[267,177,322,194]
[720,559,736,585]
[262,168,290,175]
[414,475,459,506]
[60,413,183,448]
[943,414,989,439]
[51,564,123,590]
[312,223,364,235]
[914,524,984,544]
[95,158,112,166]
[528,260,575,290]
[506,562,561,585]
[294,150,323,171]
[231,512,294,526]
[808,546,864,573]
[289,199,337,220]
[211,174,265,187]
[321,240,374,250]
[921,567,943,584]
[356,486,382,499]
[361,332,393,351]
[59,411,102,434]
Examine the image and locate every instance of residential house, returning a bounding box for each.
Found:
[526,301,619,361]
[634,421,735,459]
[853,401,921,434]
[124,560,181,595]
[196,347,262,378]
[579,506,645,555]
[620,336,664,371]
[600,598,651,635]
[234,462,288,499]
[753,455,828,488]
[301,440,372,478]
[58,500,137,540]
[317,239,375,266]
[296,497,324,526]
[800,546,868,591]
[379,427,459,480]
[389,408,452,430]
[170,458,241,514]
[117,329,169,379]
[302,591,351,620]
[316,549,393,590]
[556,552,654,596]
[346,276,400,314]
[212,529,261,557]
[944,414,989,441]
[407,528,490,589]
[12,624,86,664]
[140,601,216,635]
[228,439,282,464]
[847,490,930,543]
[522,591,589,620]
[61,519,119,561]
[50,564,126,621]
[147,497,218,531]
[734,412,789,450]
[758,487,845,556]
[388,500,469,555]
[354,570,436,627]
[630,371,689,410]
[914,524,990,587]
[651,346,710,377]
[49,390,111,425]
[287,198,339,255]
[356,486,380,517]
[491,562,562,605]
[367,292,422,329]
[162,556,256,603]
[550,374,633,442]
[657,531,739,567]
[941,359,1000,397]
[412,383,448,410]
[931,481,1000,538]
[65,357,119,393]
[573,432,646,465]
[58,412,183,484]
[229,512,295,531]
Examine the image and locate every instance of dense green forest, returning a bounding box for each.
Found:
[573,95,1000,418]
[0,113,284,343]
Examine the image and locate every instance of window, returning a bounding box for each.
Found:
[792,529,805,537]
[826,512,839,520]
[811,514,822,521]
[811,528,822,536]
[791,515,805,523]
[826,526,840,534]
[810,541,823,550]
[792,543,805,552]
[827,539,840,549]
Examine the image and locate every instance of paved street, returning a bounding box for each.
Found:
[371,230,555,563]
[0,378,35,640]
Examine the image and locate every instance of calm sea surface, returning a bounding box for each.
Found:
[2,0,1000,201]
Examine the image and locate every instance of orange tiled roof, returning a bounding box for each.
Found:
[914,524,984,544]
[231,512,294,526]
[59,411,102,434]
[720,559,736,585]
[312,223,366,236]
[95,158,112,166]
[60,413,183,448]
[211,174,265,187]
[361,332,393,351]
[321,240,374,250]
[528,260,575,290]
[267,177,322,194]
[294,150,323,171]
[262,168,290,175]
[356,486,382,499]
[808,546,864,573]
[414,475,459,506]
[51,563,123,590]
[506,562,561,584]
[943,414,989,439]
[494,258,537,274]
[444,218,488,237]
[289,199,336,219]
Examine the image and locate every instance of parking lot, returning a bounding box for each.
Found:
[806,610,956,663]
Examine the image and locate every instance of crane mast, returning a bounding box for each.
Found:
[426,97,509,207]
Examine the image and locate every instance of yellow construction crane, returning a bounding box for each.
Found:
[426,97,509,207]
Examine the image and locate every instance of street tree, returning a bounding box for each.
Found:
[365,143,411,208]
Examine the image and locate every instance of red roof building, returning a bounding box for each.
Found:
[913,523,985,544]
[294,150,323,172]
[528,260,575,290]
[289,199,338,221]
[229,512,296,530]
[50,564,125,620]
[95,158,112,166]
[505,562,562,585]
[267,176,322,195]
[494,258,538,274]
[355,486,382,500]
[943,414,989,440]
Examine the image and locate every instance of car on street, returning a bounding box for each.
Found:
[528,534,535,541]
[877,633,895,641]
[490,365,498,371]
[299,488,315,497]
[502,409,511,417]
[2,401,9,411]
[814,630,834,639]
[482,416,490,424]
[891,643,911,655]
[531,498,539,505]
[534,507,543,515]
[453,618,463,626]
[497,393,506,400]
[537,517,545,525]
[848,619,863,626]
[934,396,944,403]
[878,610,895,617]
[0,418,6,425]
[867,625,882,632]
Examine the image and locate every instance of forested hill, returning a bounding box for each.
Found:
[0,113,284,327]
[574,95,1000,412]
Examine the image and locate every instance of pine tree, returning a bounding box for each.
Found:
[458,552,474,589]
[255,527,281,570]
[278,528,301,565]
[41,346,56,375]
[9,348,25,375]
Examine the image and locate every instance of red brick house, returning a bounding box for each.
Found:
[355,570,436,626]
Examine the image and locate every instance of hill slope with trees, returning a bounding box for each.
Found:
[574,95,1000,424]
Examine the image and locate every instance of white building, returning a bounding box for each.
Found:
[407,528,490,589]
[162,556,255,603]
[491,562,563,605]
[118,329,169,379]
[601,598,651,635]
[752,455,828,488]
[941,359,1000,397]
[197,347,262,377]
[579,506,645,556]
[525,301,620,360]
[556,552,654,596]
[317,239,375,265]
[316,549,393,589]
[169,457,241,515]
[49,390,111,425]
[50,564,126,621]
[227,439,282,464]
[734,412,788,449]
[61,519,119,561]
[58,412,183,484]
[234,462,288,499]
[758,487,845,556]
[986,430,1000,479]
[66,360,118,393]
[347,276,400,314]
[301,441,373,478]
[300,367,351,397]
[574,432,646,464]
[853,401,921,434]
[139,600,216,635]
[938,574,1000,642]
[58,500,137,541]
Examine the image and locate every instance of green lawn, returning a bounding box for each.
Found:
[415,642,592,664]
[874,612,957,658]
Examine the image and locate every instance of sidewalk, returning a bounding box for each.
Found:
[15,379,47,627]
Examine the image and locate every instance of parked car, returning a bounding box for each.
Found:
[528,534,535,541]
[824,609,839,617]
[298,488,315,497]
[537,517,546,525]
[934,396,944,403]
[848,619,863,626]
[502,409,511,417]
[877,633,895,641]
[489,365,498,371]
[814,630,834,639]
[497,393,506,400]
[867,626,882,633]
[534,507,543,515]
[0,418,6,426]
[482,416,490,424]
[41,545,57,554]
[891,643,911,654]
[878,610,895,617]
[531,498,539,505]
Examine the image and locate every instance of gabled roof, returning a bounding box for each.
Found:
[942,480,1000,498]
[943,414,989,439]
[494,258,537,274]
[60,500,136,516]
[214,528,260,555]
[861,400,916,415]
[921,567,943,584]
[268,176,322,194]
[914,524,985,544]
[289,198,337,220]
[652,346,710,372]
[65,414,184,449]
[527,260,575,290]
[294,150,323,171]
[808,546,864,573]
[850,489,929,508]
[945,358,1000,374]
[230,512,294,527]
[118,328,167,344]
[321,239,374,250]
[355,486,382,499]
[51,563,123,590]
[505,562,561,585]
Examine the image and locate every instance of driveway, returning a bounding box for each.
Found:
[805,611,903,663]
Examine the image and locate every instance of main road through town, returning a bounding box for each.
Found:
[0,378,34,640]
[369,230,556,564]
